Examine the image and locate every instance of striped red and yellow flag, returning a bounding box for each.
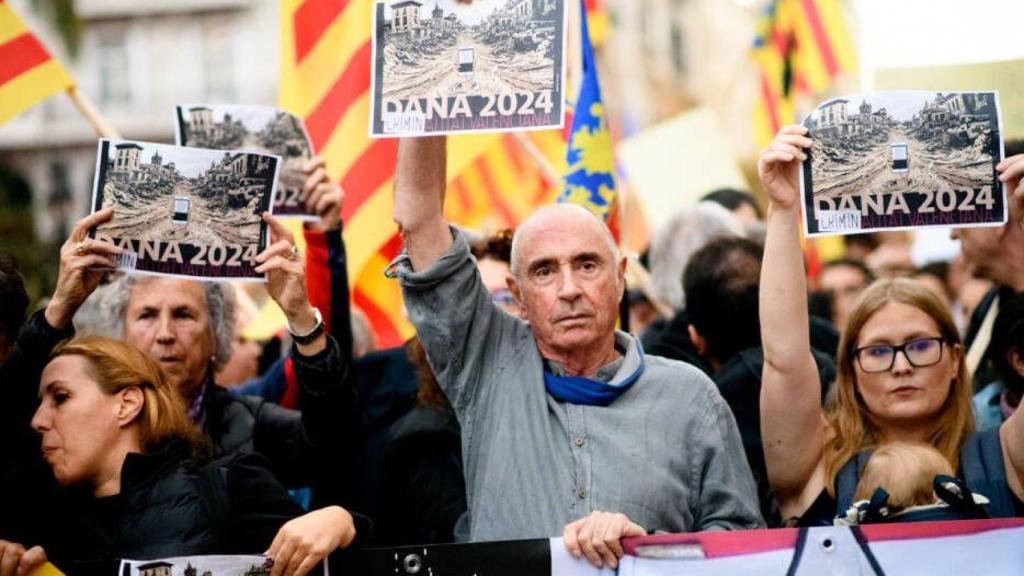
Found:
[0,0,74,126]
[752,0,856,147]
[279,0,565,348]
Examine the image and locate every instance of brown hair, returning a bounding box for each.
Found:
[823,278,974,495]
[50,335,206,456]
[854,441,954,507]
[407,337,447,409]
[470,229,514,265]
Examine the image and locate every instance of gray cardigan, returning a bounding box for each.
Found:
[392,230,763,541]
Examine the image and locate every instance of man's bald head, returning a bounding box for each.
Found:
[505,204,625,373]
[510,204,619,279]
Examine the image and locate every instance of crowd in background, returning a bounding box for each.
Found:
[0,131,1023,575]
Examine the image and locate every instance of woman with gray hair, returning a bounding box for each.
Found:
[646,201,746,312]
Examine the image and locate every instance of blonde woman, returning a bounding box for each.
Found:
[5,336,361,576]
[758,125,1024,525]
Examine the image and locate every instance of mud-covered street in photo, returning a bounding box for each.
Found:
[810,127,993,200]
[383,29,553,100]
[96,179,260,248]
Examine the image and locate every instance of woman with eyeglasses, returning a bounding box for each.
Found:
[757,125,1024,525]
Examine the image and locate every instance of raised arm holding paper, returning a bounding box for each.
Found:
[390,136,762,569]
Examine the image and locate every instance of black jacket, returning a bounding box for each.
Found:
[964,285,1016,391]
[40,444,303,564]
[199,332,352,496]
[640,310,840,373]
[0,308,75,536]
[714,346,836,527]
[377,404,466,545]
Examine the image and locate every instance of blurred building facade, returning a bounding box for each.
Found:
[0,0,278,243]
[601,0,762,153]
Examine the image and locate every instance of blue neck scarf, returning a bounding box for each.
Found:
[543,351,645,407]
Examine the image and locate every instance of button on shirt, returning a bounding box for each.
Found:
[393,230,763,542]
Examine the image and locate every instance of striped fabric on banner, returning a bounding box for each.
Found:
[0,0,75,126]
[279,0,566,348]
[751,0,856,147]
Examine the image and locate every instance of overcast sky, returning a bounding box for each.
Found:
[384,0,506,26]
[107,140,234,179]
[855,0,1024,88]
[179,104,282,133]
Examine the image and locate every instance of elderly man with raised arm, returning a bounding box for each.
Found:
[389,137,762,569]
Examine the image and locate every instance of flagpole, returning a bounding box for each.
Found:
[512,132,561,188]
[66,86,121,139]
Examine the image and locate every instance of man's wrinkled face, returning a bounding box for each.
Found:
[124,278,214,397]
[509,211,624,358]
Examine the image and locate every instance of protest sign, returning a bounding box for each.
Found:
[356,519,1024,575]
[370,0,566,137]
[120,556,327,576]
[800,91,1006,237]
[89,139,277,282]
[618,519,1024,576]
[176,105,315,220]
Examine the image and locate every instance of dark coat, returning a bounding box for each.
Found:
[713,346,837,527]
[198,330,351,498]
[42,445,303,563]
[376,404,466,545]
[640,310,840,373]
[964,285,1015,391]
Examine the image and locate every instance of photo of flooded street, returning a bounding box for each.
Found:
[382,24,555,100]
[809,126,994,200]
[176,105,313,219]
[89,140,277,279]
[373,0,564,135]
[802,91,1004,235]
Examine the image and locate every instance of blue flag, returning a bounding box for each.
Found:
[559,0,616,221]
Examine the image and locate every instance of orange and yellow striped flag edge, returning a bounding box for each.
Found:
[751,0,856,147]
[0,0,74,126]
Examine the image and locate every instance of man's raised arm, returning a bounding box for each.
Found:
[393,136,452,271]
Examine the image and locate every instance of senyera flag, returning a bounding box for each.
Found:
[279,0,565,348]
[0,0,75,126]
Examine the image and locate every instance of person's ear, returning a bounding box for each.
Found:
[617,255,628,296]
[688,324,706,357]
[1008,348,1024,379]
[116,386,145,427]
[949,342,964,379]
[506,275,527,320]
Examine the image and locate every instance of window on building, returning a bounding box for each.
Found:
[669,0,686,81]
[202,18,237,101]
[96,28,131,107]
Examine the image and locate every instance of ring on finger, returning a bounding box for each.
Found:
[289,244,299,260]
[74,241,88,256]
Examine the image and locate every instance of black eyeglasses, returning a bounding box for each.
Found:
[854,337,946,373]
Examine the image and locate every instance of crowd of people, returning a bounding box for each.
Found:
[1,125,1023,575]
